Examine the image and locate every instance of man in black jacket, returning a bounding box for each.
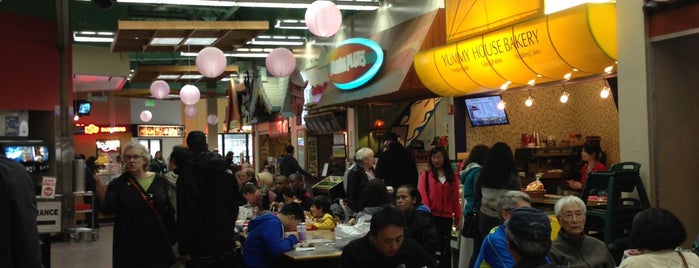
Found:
[340,206,437,268]
[278,145,314,180]
[177,131,240,267]
[375,132,419,189]
[0,154,42,268]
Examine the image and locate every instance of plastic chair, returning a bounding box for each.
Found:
[581,162,650,254]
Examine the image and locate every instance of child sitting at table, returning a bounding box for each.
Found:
[243,202,304,268]
[310,195,337,230]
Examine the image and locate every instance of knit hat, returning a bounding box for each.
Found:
[506,207,551,242]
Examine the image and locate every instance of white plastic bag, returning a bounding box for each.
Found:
[334,214,371,248]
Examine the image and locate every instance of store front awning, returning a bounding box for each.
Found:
[315,8,444,108]
[414,3,617,96]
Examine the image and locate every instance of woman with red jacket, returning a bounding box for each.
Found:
[418,146,461,239]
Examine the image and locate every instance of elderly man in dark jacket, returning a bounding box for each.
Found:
[375,132,418,189]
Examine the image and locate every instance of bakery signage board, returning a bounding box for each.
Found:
[328,38,384,90]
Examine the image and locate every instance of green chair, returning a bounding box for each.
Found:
[581,162,650,263]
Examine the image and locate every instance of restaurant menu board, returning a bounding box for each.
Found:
[136,125,184,137]
[307,137,317,177]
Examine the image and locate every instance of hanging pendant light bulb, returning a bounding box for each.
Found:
[497,100,506,110]
[560,92,570,103]
[600,85,611,99]
[525,95,534,107]
[73,114,80,121]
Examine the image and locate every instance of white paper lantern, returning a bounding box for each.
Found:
[185,105,198,118]
[305,1,342,37]
[180,84,201,105]
[196,47,227,78]
[149,80,170,99]
[206,114,219,125]
[139,110,152,122]
[265,48,296,77]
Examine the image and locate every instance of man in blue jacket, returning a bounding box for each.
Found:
[474,190,532,268]
[243,202,304,268]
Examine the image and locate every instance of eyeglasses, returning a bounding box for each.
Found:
[561,213,585,221]
[123,155,144,161]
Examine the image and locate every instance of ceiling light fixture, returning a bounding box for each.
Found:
[151,37,184,45]
[111,0,380,11]
[275,19,308,30]
[560,91,570,103]
[525,93,534,107]
[500,81,511,90]
[600,84,611,99]
[73,31,114,43]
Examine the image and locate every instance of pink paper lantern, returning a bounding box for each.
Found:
[206,114,219,125]
[185,105,198,118]
[265,48,296,77]
[196,47,227,78]
[305,1,342,37]
[149,80,170,99]
[180,84,201,105]
[139,110,152,122]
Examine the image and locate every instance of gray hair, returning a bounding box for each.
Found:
[497,190,531,218]
[553,195,587,216]
[122,141,151,170]
[354,147,374,161]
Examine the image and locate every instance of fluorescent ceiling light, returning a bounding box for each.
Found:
[248,40,305,46]
[180,74,204,79]
[73,32,114,43]
[275,20,308,30]
[151,37,184,45]
[183,37,218,45]
[157,75,181,79]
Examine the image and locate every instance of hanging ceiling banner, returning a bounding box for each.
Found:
[414,3,617,96]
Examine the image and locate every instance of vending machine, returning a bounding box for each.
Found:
[0,140,50,194]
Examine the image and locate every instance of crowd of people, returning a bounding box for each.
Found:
[4,130,699,268]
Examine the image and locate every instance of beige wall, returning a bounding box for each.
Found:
[465,80,620,166]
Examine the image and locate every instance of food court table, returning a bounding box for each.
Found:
[283,230,341,267]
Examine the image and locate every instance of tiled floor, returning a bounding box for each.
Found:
[50,225,113,268]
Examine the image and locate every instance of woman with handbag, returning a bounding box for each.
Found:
[96,142,176,268]
[458,144,489,268]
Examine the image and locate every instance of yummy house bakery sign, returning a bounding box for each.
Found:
[328,38,384,90]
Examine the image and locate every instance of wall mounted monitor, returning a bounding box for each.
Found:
[75,100,92,116]
[464,95,510,127]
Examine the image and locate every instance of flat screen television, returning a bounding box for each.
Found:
[464,95,510,126]
[76,100,92,116]
[3,145,35,163]
[35,145,49,162]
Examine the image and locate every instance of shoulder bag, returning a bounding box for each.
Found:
[460,173,480,238]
